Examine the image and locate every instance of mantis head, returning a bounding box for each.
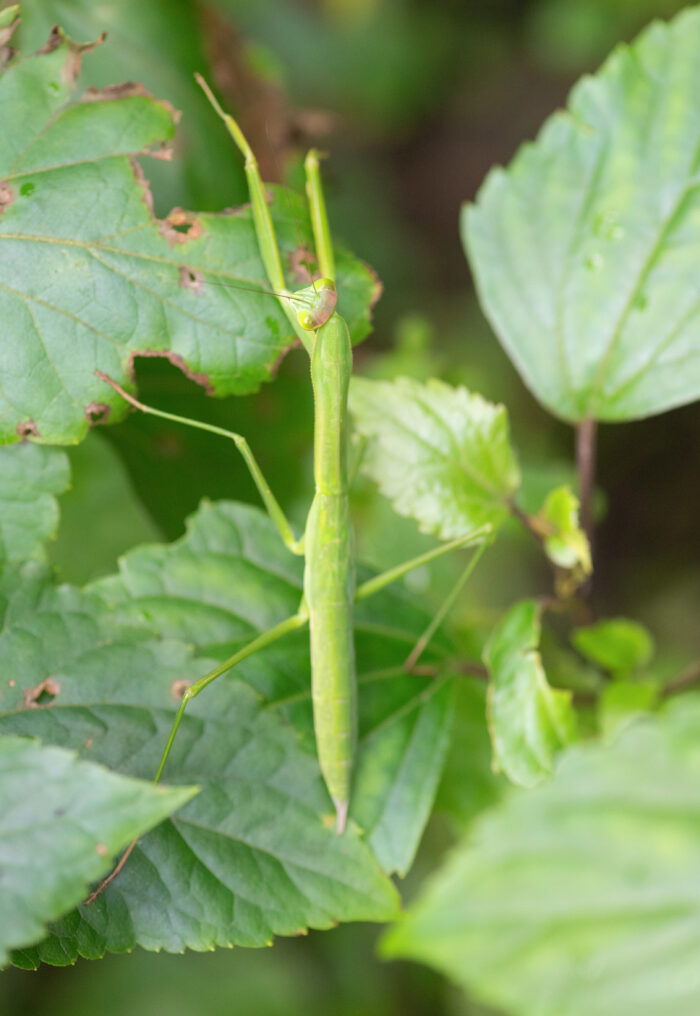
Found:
[296,278,337,331]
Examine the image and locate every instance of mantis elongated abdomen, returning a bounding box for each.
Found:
[305,313,355,829]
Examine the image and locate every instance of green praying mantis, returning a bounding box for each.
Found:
[93,77,490,889]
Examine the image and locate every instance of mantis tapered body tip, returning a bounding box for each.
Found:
[333,796,349,835]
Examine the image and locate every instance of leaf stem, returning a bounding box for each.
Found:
[576,418,597,569]
[662,660,700,699]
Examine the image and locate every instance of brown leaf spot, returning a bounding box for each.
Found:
[129,156,155,216]
[16,419,39,439]
[288,245,319,285]
[22,677,60,709]
[95,843,109,857]
[8,680,15,688]
[85,401,110,426]
[171,679,191,701]
[158,208,203,248]
[0,180,15,215]
[84,736,93,749]
[129,351,213,396]
[37,25,62,55]
[82,82,180,126]
[178,265,204,295]
[38,27,106,86]
[148,145,175,162]
[83,81,152,102]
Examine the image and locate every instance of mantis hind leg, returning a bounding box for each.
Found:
[355,528,492,668]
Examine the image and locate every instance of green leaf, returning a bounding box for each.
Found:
[0,443,69,564]
[349,377,520,539]
[572,617,654,676]
[351,677,454,877]
[534,485,591,575]
[0,733,196,966]
[0,29,378,446]
[435,681,505,833]
[484,600,576,787]
[0,6,19,33]
[464,6,700,422]
[0,500,458,960]
[599,680,659,738]
[383,700,700,1016]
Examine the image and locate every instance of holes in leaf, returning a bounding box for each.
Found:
[22,677,60,709]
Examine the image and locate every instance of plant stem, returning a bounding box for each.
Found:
[576,418,597,568]
[662,660,700,699]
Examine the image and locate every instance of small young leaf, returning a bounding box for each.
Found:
[534,485,591,575]
[599,680,659,738]
[350,377,520,539]
[0,443,69,564]
[573,617,654,676]
[383,700,700,1016]
[0,5,19,33]
[464,7,700,422]
[0,734,196,966]
[484,600,576,787]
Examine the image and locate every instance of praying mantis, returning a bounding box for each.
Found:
[95,76,490,855]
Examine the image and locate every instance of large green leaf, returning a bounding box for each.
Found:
[349,377,520,538]
[0,500,456,961]
[384,700,700,1016]
[0,25,378,446]
[484,600,576,787]
[0,733,196,966]
[464,6,700,422]
[0,442,69,563]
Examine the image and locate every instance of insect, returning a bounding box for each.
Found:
[94,76,489,860]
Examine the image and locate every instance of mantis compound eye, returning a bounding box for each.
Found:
[297,309,316,330]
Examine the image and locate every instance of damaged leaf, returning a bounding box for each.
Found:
[0,27,378,445]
